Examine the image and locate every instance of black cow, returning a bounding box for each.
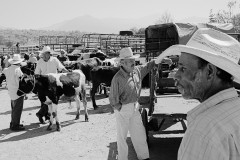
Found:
[90,66,120,109]
[67,52,108,61]
[17,70,88,131]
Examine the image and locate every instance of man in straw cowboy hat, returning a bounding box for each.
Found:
[34,46,68,124]
[3,54,26,131]
[109,47,162,160]
[155,28,240,160]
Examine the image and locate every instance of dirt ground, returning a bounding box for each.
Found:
[0,81,199,160]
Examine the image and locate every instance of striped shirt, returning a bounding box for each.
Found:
[109,60,155,106]
[178,88,240,160]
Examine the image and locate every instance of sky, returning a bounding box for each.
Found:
[0,0,235,29]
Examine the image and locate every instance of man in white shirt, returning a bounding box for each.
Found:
[35,46,68,123]
[3,54,25,131]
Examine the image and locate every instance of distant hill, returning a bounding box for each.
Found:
[41,14,159,34]
[177,16,209,23]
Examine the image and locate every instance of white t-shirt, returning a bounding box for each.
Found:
[34,56,65,75]
[3,65,23,100]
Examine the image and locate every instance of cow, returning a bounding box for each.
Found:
[67,51,108,61]
[90,66,120,109]
[17,70,88,131]
[77,52,108,61]
[102,58,119,67]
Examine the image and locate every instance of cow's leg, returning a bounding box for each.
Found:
[68,100,73,109]
[74,94,81,120]
[90,82,100,110]
[80,88,88,122]
[52,103,61,131]
[47,104,54,131]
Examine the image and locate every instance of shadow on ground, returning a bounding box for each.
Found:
[0,105,40,115]
[0,119,77,143]
[107,138,138,160]
[107,135,181,160]
[66,104,113,116]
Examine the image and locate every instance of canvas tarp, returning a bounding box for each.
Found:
[145,23,239,53]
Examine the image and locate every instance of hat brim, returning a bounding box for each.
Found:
[158,45,240,84]
[115,54,140,62]
[41,50,52,55]
[8,59,24,65]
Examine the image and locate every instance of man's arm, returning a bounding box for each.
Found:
[34,61,41,75]
[55,57,68,72]
[109,76,122,111]
[137,60,156,79]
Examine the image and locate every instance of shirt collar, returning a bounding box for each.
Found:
[187,88,239,123]
[120,66,136,78]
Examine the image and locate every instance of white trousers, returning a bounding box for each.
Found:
[115,102,149,160]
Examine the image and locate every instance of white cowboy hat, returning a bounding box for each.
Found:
[155,28,240,83]
[40,46,52,55]
[8,54,24,65]
[115,47,140,62]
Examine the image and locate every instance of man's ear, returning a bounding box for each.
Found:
[206,63,218,80]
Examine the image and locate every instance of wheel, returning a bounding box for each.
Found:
[141,108,149,145]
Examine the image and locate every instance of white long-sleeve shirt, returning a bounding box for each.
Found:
[178,88,240,160]
[3,65,23,100]
[34,57,65,75]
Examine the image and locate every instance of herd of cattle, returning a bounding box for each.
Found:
[0,53,151,131]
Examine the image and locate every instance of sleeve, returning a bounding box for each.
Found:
[55,58,65,71]
[137,60,156,80]
[2,68,6,74]
[15,67,23,78]
[109,76,120,106]
[34,60,41,75]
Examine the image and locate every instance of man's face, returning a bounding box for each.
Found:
[42,52,51,62]
[174,53,207,100]
[121,58,135,73]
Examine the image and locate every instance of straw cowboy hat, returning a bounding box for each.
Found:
[155,28,240,83]
[8,54,24,65]
[115,47,140,62]
[40,46,52,55]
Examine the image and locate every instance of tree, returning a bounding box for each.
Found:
[5,41,13,48]
[209,0,240,25]
[155,12,174,24]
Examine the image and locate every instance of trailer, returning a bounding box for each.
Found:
[141,22,240,145]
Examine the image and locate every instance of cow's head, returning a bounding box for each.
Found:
[17,74,35,96]
[21,62,36,75]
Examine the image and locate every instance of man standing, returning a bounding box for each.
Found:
[34,46,68,124]
[109,47,157,160]
[156,28,240,160]
[3,54,25,131]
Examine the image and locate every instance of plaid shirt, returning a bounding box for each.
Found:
[178,88,240,160]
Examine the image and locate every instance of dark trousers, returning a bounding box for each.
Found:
[11,96,24,126]
[36,102,49,120]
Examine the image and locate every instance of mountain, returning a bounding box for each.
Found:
[42,15,159,34]
[177,16,209,23]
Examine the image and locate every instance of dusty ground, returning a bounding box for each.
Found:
[0,81,199,160]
